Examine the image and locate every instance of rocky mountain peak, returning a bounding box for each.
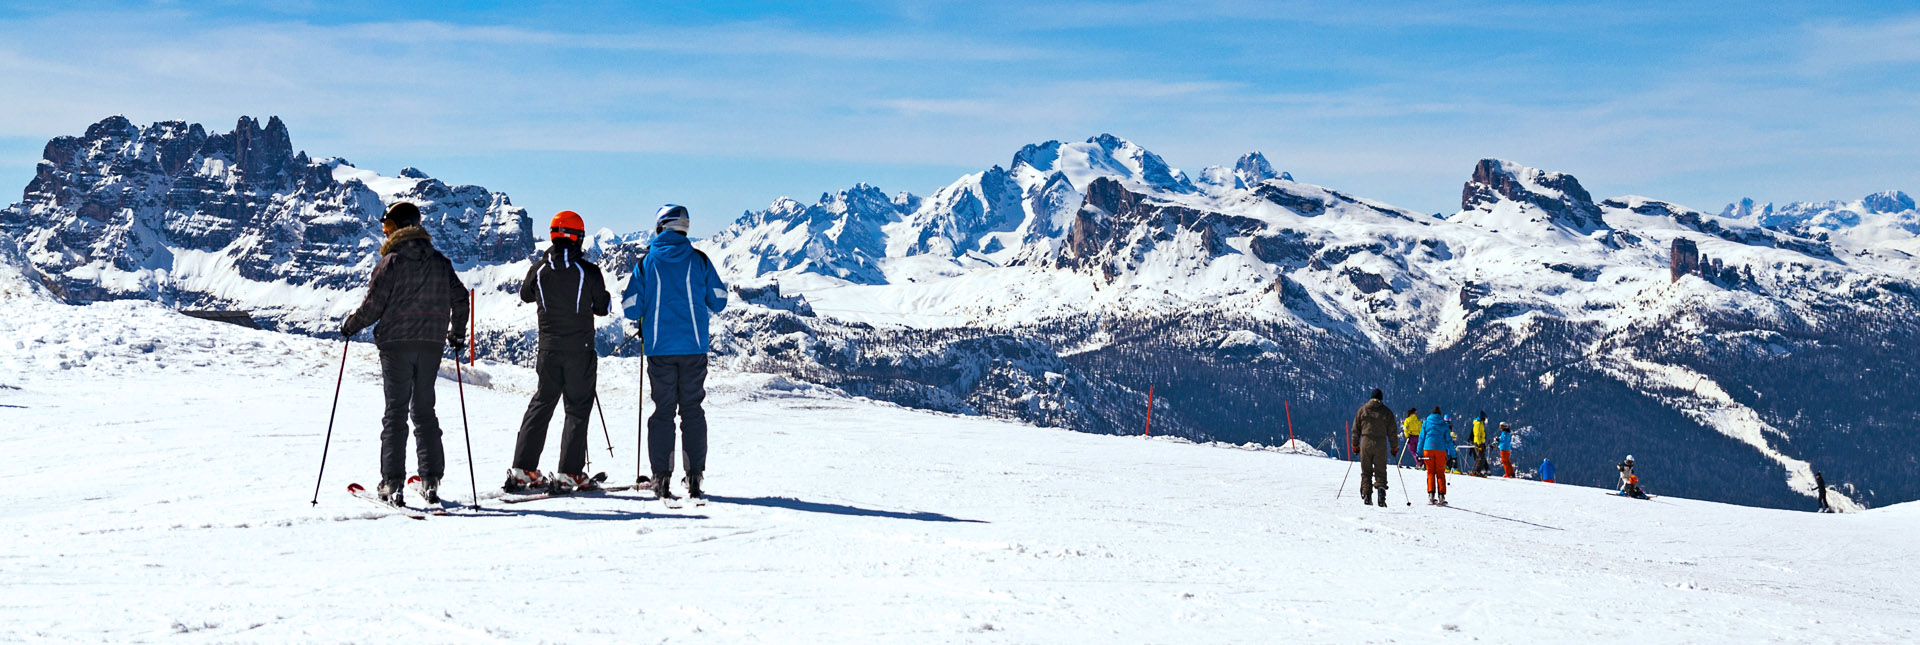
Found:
[1234,152,1280,184]
[1,115,532,306]
[1461,159,1607,232]
[1011,140,1064,172]
[1862,190,1915,214]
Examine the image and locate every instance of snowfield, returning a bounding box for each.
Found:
[2,293,1917,642]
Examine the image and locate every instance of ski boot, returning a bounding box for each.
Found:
[377,479,406,506]
[654,471,683,508]
[1360,490,1374,507]
[1437,493,1448,507]
[551,472,599,494]
[1427,492,1437,506]
[503,468,546,494]
[413,476,441,505]
[1376,490,1387,508]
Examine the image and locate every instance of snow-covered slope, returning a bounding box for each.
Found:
[2,291,1915,642]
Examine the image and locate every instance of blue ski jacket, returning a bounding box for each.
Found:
[1419,414,1452,452]
[1540,459,1556,481]
[1497,431,1513,451]
[621,231,727,356]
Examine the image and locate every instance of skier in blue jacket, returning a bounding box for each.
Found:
[1419,407,1452,505]
[622,204,728,505]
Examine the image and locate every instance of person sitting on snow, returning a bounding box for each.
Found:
[1540,458,1556,483]
[1617,456,1648,499]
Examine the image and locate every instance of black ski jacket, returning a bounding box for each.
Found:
[521,241,611,354]
[344,226,469,353]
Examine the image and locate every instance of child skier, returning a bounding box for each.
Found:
[1420,406,1452,505]
[1497,423,1514,478]
[1540,458,1556,483]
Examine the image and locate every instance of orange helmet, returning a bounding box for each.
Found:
[550,210,585,242]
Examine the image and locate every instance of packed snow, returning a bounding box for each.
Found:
[2,281,1915,642]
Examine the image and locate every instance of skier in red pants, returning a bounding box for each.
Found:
[1419,406,1451,505]
[1498,423,1515,478]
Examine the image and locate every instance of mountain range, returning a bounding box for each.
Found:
[4,115,1916,511]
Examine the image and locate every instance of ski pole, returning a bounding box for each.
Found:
[645,349,652,485]
[593,392,615,457]
[455,354,481,510]
[309,339,351,506]
[610,332,640,356]
[1395,449,1413,506]
[1335,444,1356,499]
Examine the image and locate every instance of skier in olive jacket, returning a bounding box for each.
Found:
[341,202,469,505]
[1350,390,1400,507]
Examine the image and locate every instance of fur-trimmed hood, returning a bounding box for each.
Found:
[379,225,432,256]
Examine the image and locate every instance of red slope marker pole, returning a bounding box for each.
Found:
[1144,385,1154,437]
[1284,400,1295,447]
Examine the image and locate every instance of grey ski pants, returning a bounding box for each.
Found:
[647,354,709,475]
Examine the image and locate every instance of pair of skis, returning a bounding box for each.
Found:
[499,472,644,504]
[345,477,458,520]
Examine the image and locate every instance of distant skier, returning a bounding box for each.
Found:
[1617,456,1648,499]
[339,202,469,505]
[1349,389,1399,508]
[1471,411,1490,477]
[1401,408,1421,469]
[1497,423,1514,478]
[622,205,728,506]
[1815,472,1831,513]
[1539,458,1556,483]
[505,211,612,494]
[1420,406,1452,505]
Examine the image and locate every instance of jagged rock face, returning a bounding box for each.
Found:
[0,116,532,302]
[706,183,910,284]
[1461,158,1608,233]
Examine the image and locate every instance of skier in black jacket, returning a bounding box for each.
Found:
[504,210,612,493]
[341,202,469,505]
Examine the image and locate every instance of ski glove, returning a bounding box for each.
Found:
[447,335,467,352]
[341,322,363,339]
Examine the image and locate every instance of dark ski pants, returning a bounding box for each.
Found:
[1358,439,1389,498]
[512,350,597,475]
[379,349,446,484]
[647,354,709,475]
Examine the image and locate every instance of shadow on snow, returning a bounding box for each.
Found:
[707,496,988,524]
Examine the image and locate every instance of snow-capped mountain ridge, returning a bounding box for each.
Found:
[7,118,1919,512]
[706,134,1920,512]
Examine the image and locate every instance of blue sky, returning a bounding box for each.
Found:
[2,1,1917,236]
